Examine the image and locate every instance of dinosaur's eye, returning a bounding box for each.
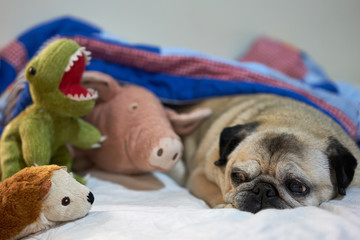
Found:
[28,67,36,75]
[61,197,70,206]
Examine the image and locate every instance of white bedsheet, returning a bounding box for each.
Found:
[25,172,360,240]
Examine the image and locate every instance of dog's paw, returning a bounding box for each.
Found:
[214,203,234,209]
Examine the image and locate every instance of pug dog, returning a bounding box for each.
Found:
[180,94,359,213]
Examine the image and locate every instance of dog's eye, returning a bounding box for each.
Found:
[62,197,71,206]
[286,179,309,195]
[231,169,247,185]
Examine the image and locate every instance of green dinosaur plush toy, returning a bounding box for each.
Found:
[0,38,102,183]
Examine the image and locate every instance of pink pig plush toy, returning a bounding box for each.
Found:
[76,71,212,174]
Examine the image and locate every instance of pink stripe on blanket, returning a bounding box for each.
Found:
[0,40,28,72]
[240,37,307,80]
[73,36,283,80]
[72,36,356,137]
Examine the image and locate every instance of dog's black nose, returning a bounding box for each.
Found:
[87,192,95,205]
[241,182,280,213]
[239,182,287,213]
[252,182,278,198]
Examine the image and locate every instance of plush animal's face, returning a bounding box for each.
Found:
[115,86,183,171]
[82,77,183,173]
[215,123,357,213]
[79,71,212,174]
[42,169,94,222]
[25,39,97,117]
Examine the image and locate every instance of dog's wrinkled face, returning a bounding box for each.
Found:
[215,122,357,213]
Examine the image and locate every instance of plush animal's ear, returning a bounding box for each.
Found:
[214,122,260,167]
[326,137,358,195]
[165,107,212,135]
[39,179,52,200]
[59,166,68,171]
[81,71,119,102]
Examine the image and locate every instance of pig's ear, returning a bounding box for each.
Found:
[81,71,119,102]
[166,108,212,136]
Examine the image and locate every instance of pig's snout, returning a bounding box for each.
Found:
[149,137,182,170]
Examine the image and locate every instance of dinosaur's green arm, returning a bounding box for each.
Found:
[19,118,52,166]
[69,118,101,149]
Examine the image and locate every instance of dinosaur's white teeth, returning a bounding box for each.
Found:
[64,46,91,72]
[66,88,98,101]
[65,65,71,72]
[84,50,92,65]
[93,90,98,98]
[88,88,96,95]
[77,47,85,56]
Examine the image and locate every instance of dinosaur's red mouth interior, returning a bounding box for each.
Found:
[59,48,97,101]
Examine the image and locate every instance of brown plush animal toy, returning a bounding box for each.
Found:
[75,71,212,174]
[0,165,94,240]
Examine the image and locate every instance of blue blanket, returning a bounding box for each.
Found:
[0,16,359,147]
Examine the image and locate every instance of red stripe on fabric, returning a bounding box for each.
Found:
[72,36,356,137]
[72,36,272,80]
[0,40,28,72]
[240,37,307,80]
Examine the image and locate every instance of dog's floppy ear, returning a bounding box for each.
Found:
[326,137,358,195]
[214,122,259,167]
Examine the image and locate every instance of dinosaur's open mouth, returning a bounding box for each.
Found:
[59,47,98,101]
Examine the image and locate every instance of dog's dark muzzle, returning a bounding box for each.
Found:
[240,182,284,213]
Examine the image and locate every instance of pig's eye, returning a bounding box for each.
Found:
[129,102,139,111]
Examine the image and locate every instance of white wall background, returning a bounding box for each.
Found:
[1,0,359,85]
